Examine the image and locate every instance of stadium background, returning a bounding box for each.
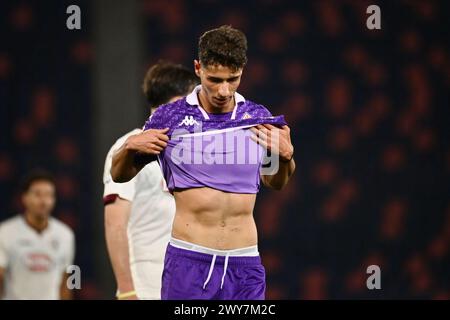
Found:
[0,0,448,299]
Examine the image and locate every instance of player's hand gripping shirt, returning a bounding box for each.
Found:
[143,85,287,194]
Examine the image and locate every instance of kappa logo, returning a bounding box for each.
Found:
[179,115,199,126]
[242,112,252,119]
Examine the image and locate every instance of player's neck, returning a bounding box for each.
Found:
[23,212,49,233]
[198,90,235,114]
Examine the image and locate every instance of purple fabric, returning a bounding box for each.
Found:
[143,97,287,136]
[161,128,262,193]
[161,244,266,300]
[143,97,287,193]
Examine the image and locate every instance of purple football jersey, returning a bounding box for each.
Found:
[143,85,287,193]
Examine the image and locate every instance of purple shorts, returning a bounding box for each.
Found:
[161,243,266,300]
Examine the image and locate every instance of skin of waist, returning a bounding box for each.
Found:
[172,187,258,250]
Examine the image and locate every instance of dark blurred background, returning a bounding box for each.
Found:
[0,0,448,299]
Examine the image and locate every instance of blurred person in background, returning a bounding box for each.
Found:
[103,61,199,300]
[0,169,75,300]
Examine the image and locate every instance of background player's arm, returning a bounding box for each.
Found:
[0,267,4,299]
[104,197,137,299]
[59,272,72,300]
[60,228,75,300]
[0,226,7,299]
[111,128,169,183]
[252,124,296,190]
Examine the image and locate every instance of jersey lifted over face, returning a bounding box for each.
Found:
[143,85,287,194]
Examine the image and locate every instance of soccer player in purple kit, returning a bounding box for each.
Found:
[111,25,295,300]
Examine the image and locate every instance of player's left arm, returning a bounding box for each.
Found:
[252,124,296,190]
[0,226,7,299]
[0,267,5,299]
[60,230,75,300]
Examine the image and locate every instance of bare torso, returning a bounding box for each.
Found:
[172,187,258,250]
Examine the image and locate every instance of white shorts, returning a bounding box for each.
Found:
[130,260,164,300]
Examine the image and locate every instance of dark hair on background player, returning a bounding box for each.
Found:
[20,169,55,194]
[142,61,199,109]
[198,25,248,71]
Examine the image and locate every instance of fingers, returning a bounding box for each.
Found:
[154,127,169,133]
[253,125,269,135]
[155,133,169,142]
[143,127,169,135]
[142,128,170,145]
[145,128,169,138]
[262,124,276,130]
[259,123,289,134]
[251,134,269,150]
[153,139,168,148]
[255,123,279,130]
[254,124,281,136]
[251,124,285,154]
[255,128,269,141]
[144,142,164,154]
[133,128,170,154]
[152,145,164,152]
[251,126,271,143]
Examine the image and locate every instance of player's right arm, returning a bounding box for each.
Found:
[104,197,136,299]
[111,128,169,183]
[104,138,139,299]
[0,225,7,299]
[0,267,4,299]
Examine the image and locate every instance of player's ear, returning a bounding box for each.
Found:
[194,60,201,77]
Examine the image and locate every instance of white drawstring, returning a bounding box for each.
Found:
[220,254,230,290]
[203,254,217,289]
[203,253,230,290]
[170,238,258,291]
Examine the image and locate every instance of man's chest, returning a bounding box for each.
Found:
[9,234,65,272]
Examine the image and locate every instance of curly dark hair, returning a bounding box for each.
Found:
[142,61,199,109]
[198,25,248,71]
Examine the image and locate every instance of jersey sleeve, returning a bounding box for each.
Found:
[66,230,75,268]
[142,103,172,131]
[0,225,9,268]
[143,104,169,131]
[60,228,75,273]
[103,137,137,202]
[254,104,273,117]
